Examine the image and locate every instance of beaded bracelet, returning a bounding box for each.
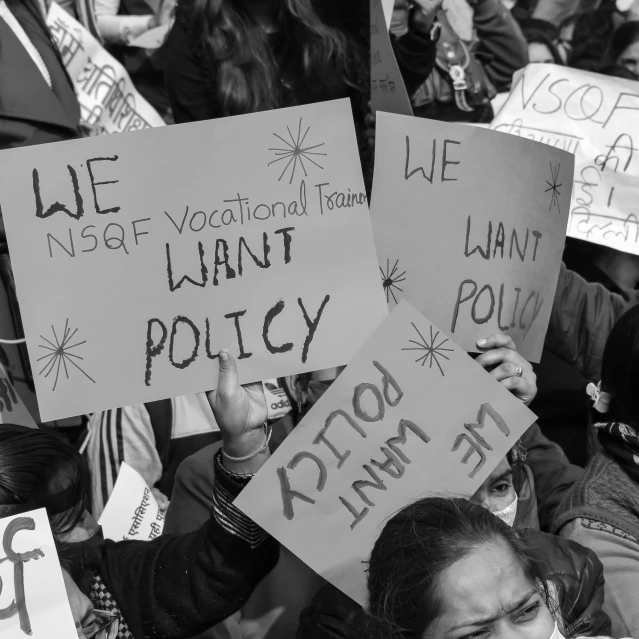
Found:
[222,423,272,463]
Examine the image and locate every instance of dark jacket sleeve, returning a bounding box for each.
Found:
[546,263,639,383]
[520,423,584,533]
[99,461,279,639]
[472,0,528,92]
[164,15,216,124]
[391,26,437,98]
[523,529,611,637]
[297,584,365,639]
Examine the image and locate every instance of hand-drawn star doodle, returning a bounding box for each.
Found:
[37,319,95,391]
[380,258,406,304]
[545,162,562,213]
[268,118,327,184]
[402,322,454,376]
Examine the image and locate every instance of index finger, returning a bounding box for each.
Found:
[476,333,517,352]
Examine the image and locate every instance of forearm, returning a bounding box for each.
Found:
[101,452,278,638]
[393,30,436,97]
[472,0,528,92]
[546,263,638,381]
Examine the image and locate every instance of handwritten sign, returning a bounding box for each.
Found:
[370,0,413,116]
[369,112,573,362]
[491,64,639,255]
[0,508,77,638]
[236,301,536,604]
[0,365,37,428]
[0,99,387,421]
[99,462,165,541]
[47,3,165,135]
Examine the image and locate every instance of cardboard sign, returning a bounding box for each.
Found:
[99,463,165,541]
[236,301,536,604]
[370,0,413,116]
[0,508,77,638]
[0,99,387,421]
[369,112,573,362]
[491,64,639,255]
[0,365,37,428]
[47,3,165,134]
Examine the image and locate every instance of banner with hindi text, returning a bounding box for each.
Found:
[491,64,639,255]
[0,509,77,638]
[47,2,165,135]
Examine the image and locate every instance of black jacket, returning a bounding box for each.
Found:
[0,0,81,149]
[76,458,279,639]
[297,529,610,638]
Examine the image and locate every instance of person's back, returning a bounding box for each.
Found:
[0,0,81,149]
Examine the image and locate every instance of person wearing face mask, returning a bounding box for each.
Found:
[162,368,344,639]
[359,498,626,639]
[0,351,280,639]
[296,339,610,639]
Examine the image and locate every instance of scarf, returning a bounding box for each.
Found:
[595,421,639,484]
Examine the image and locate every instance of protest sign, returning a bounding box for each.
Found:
[0,365,37,428]
[370,0,413,116]
[369,112,573,362]
[99,463,165,541]
[236,301,536,604]
[491,64,639,255]
[0,508,77,638]
[47,3,165,135]
[0,99,387,421]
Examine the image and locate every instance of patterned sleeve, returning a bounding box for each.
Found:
[212,449,268,549]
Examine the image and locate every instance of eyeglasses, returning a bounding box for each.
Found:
[86,610,119,639]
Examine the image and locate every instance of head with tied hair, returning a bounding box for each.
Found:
[601,305,639,426]
[185,0,361,116]
[365,497,556,639]
[0,424,88,537]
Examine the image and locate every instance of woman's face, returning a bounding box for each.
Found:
[423,540,555,639]
[62,568,98,638]
[528,42,555,64]
[617,40,639,77]
[470,456,516,514]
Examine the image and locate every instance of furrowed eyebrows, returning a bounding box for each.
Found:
[449,589,538,631]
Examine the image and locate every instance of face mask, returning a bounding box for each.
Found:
[490,495,518,527]
[547,621,564,639]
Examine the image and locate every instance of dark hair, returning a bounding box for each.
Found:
[525,31,564,64]
[600,63,639,79]
[0,424,88,535]
[606,21,639,67]
[365,497,552,639]
[567,6,617,69]
[601,305,639,425]
[185,0,360,116]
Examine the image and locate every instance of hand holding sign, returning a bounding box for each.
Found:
[235,301,536,604]
[208,351,270,474]
[370,112,574,362]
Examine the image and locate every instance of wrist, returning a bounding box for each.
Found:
[411,6,435,32]
[222,424,269,460]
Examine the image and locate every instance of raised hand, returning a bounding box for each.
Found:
[475,333,537,405]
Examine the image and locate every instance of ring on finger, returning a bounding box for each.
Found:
[514,365,523,378]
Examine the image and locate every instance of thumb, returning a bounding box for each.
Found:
[216,350,239,400]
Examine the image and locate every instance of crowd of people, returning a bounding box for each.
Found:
[1,0,639,638]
